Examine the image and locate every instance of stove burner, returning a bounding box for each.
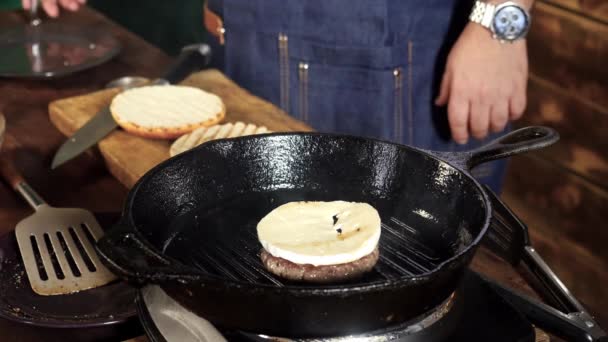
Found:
[137,272,536,342]
[243,293,457,342]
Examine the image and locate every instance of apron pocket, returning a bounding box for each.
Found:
[288,40,409,142]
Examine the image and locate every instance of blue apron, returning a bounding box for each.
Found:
[207,0,507,192]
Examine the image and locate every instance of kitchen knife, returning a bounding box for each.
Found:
[51,44,212,169]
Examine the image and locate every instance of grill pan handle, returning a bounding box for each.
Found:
[95,220,201,285]
[466,126,559,169]
[483,187,607,342]
[432,126,559,171]
[485,276,607,342]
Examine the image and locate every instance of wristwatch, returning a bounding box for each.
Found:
[469,1,531,43]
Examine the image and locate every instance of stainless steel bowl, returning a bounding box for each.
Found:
[105,76,150,90]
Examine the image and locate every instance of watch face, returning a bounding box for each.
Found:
[492,4,529,41]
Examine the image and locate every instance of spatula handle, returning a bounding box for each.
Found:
[0,156,24,190]
[15,182,46,209]
[0,136,46,209]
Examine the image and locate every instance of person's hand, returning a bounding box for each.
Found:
[435,23,528,144]
[22,0,86,18]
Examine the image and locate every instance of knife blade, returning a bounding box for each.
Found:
[51,44,212,169]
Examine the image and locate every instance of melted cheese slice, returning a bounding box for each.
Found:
[257,201,381,266]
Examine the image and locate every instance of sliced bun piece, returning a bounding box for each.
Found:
[169,121,271,157]
[110,85,225,139]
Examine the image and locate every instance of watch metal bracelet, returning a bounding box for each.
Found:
[470,1,496,28]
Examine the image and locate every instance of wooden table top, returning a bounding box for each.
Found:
[0,6,549,342]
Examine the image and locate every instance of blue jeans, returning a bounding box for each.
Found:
[208,0,507,192]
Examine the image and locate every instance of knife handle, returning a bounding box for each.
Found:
[161,44,212,85]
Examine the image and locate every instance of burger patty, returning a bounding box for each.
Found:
[260,247,380,283]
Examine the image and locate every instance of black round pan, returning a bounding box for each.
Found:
[96,126,558,338]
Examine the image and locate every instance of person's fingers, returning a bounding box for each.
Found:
[509,87,527,121]
[448,86,470,144]
[59,0,78,11]
[22,0,30,10]
[490,100,509,133]
[469,99,490,140]
[435,70,451,106]
[41,0,59,17]
[69,0,80,10]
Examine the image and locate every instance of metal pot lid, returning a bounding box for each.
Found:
[0,21,120,79]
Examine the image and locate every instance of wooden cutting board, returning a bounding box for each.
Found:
[49,69,312,189]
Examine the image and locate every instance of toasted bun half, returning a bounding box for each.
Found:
[110,85,225,139]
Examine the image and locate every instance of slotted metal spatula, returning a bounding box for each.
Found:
[0,138,116,296]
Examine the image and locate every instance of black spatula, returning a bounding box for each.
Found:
[483,185,607,342]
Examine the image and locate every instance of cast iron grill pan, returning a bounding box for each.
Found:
[97,127,559,337]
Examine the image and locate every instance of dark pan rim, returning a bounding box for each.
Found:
[123,132,492,294]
